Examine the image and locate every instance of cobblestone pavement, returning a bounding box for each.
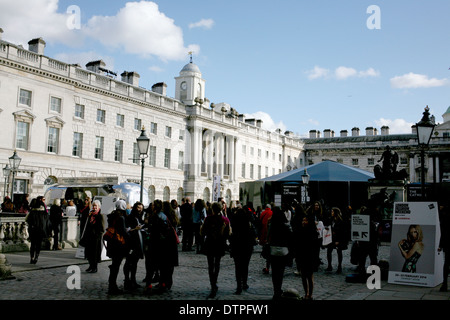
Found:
[1,244,448,303]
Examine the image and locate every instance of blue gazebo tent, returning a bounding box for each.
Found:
[260,160,375,182]
[240,160,375,210]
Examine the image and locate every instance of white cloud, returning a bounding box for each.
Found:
[244,111,287,133]
[306,66,330,80]
[307,65,379,80]
[335,66,357,80]
[0,1,199,62]
[390,72,448,89]
[374,118,414,134]
[84,1,199,61]
[0,0,81,46]
[189,19,214,30]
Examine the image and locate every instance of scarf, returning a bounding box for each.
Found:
[89,209,100,224]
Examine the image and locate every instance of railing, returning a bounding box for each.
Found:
[0,214,80,253]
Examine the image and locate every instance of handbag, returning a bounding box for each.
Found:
[103,227,126,245]
[322,227,332,246]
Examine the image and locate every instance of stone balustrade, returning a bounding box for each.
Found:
[0,214,80,253]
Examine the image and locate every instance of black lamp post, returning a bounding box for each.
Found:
[8,150,21,203]
[301,168,310,204]
[415,106,435,200]
[3,164,11,199]
[136,127,150,204]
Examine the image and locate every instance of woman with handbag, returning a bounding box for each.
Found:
[267,206,293,300]
[82,200,104,273]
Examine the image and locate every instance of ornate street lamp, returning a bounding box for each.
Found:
[301,168,310,204]
[136,127,150,204]
[415,106,435,200]
[3,164,11,199]
[8,150,21,203]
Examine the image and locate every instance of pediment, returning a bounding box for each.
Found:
[13,109,36,121]
[45,116,65,128]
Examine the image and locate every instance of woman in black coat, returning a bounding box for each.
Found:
[123,201,144,291]
[292,205,318,300]
[229,207,256,294]
[26,198,50,264]
[49,199,63,250]
[82,200,104,273]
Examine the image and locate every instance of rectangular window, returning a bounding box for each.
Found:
[165,126,172,138]
[116,114,124,127]
[241,163,246,178]
[96,109,105,123]
[368,158,375,166]
[149,146,156,166]
[352,158,359,166]
[114,139,123,162]
[265,166,269,177]
[250,147,254,156]
[150,122,157,135]
[178,151,184,170]
[179,129,184,140]
[134,118,141,131]
[72,132,83,157]
[164,148,171,168]
[132,143,139,164]
[258,165,262,179]
[250,164,254,179]
[242,145,246,154]
[74,104,85,119]
[16,121,29,150]
[258,149,261,157]
[50,96,62,113]
[47,127,59,153]
[19,89,32,106]
[95,136,104,160]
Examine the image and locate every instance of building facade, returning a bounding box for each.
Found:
[301,111,450,184]
[0,32,303,206]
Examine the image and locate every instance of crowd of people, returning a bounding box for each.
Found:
[4,192,449,298]
[76,196,380,299]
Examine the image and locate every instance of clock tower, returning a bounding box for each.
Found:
[175,55,206,106]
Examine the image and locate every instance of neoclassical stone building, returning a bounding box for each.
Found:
[0,32,303,205]
[300,109,450,184]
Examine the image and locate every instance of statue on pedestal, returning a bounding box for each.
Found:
[374,146,408,180]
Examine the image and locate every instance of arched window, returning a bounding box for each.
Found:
[203,187,210,202]
[163,186,170,202]
[148,185,156,203]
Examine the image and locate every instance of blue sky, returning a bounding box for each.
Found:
[1,0,450,136]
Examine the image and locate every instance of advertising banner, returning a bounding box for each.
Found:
[388,202,443,287]
[212,175,221,202]
[351,214,370,242]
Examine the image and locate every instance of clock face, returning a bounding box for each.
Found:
[181,82,187,90]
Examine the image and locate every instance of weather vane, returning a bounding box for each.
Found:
[188,51,193,63]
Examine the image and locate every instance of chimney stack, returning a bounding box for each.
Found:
[121,71,140,87]
[352,127,360,137]
[152,82,167,96]
[86,60,106,73]
[28,38,46,55]
[340,130,348,137]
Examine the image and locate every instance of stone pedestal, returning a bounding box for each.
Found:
[0,253,14,280]
[368,179,408,242]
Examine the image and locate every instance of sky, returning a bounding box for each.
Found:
[1,0,450,137]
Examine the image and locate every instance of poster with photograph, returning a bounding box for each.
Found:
[388,202,444,287]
